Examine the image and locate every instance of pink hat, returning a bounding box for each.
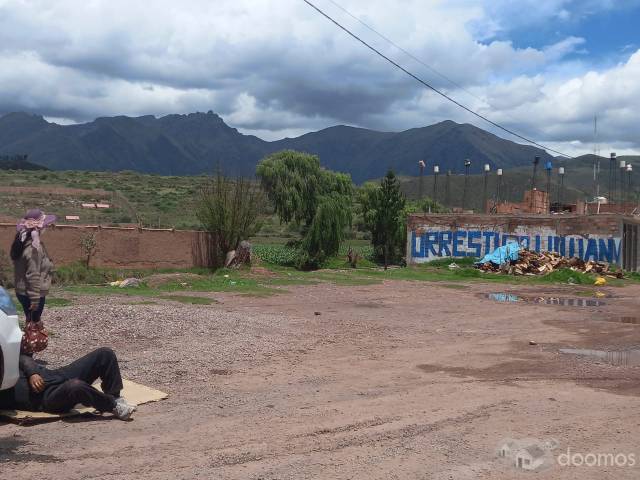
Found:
[17,209,56,231]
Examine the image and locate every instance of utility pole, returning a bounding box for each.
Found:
[462,159,471,211]
[619,159,627,211]
[593,115,600,198]
[530,155,540,210]
[545,160,552,212]
[433,165,440,203]
[418,160,425,200]
[609,152,616,203]
[558,167,565,207]
[444,170,451,207]
[483,164,490,213]
[496,169,503,205]
[627,164,633,206]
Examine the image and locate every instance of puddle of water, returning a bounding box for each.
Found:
[485,293,522,303]
[560,348,640,366]
[533,297,606,307]
[610,317,640,325]
[485,293,606,307]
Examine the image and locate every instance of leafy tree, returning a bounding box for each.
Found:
[256,150,353,269]
[79,232,98,268]
[196,171,264,267]
[404,197,449,214]
[359,170,406,269]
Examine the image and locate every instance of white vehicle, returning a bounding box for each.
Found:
[0,287,22,390]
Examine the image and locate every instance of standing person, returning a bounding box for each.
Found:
[10,209,56,327]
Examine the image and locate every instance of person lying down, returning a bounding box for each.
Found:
[0,347,136,420]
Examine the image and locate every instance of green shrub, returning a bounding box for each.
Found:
[53,262,114,285]
[540,268,595,284]
[253,244,299,267]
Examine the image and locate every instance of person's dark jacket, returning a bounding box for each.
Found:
[0,355,65,410]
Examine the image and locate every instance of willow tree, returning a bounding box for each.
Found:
[359,170,406,269]
[256,150,353,269]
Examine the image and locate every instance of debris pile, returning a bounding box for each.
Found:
[476,249,621,277]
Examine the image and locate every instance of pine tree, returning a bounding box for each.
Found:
[360,170,406,269]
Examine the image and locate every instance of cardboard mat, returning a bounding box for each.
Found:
[0,379,168,423]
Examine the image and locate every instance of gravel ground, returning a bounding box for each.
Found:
[2,281,640,479]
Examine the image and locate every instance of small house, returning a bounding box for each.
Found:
[514,445,546,471]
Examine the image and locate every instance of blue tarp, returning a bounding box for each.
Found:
[476,242,521,266]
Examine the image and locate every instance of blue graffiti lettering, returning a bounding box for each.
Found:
[468,231,482,258]
[452,231,467,257]
[439,232,452,256]
[585,238,598,261]
[410,230,622,265]
[425,232,439,257]
[483,231,494,253]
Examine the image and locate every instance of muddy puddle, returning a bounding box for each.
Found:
[607,317,640,325]
[560,348,640,366]
[485,293,606,307]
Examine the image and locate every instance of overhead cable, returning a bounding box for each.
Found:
[302,0,574,159]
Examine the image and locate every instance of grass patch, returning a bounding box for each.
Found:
[439,284,470,290]
[47,297,73,307]
[161,295,217,305]
[423,257,478,268]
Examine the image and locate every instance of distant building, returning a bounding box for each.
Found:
[82,203,96,209]
[96,203,110,209]
[65,215,80,221]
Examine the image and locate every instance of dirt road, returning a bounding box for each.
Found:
[2,280,640,479]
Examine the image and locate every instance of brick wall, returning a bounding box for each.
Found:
[0,224,209,269]
[407,214,640,270]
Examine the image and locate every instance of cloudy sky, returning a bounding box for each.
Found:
[1,0,639,156]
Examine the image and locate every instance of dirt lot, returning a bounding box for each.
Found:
[2,279,640,479]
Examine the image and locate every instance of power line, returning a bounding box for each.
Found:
[325,0,531,135]
[326,0,486,106]
[302,0,575,159]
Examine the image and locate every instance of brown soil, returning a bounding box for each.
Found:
[2,280,640,479]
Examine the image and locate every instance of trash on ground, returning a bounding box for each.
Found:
[476,245,619,277]
[594,276,607,286]
[475,242,521,268]
[448,262,460,270]
[119,278,142,288]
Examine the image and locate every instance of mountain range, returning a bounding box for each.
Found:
[0,111,555,182]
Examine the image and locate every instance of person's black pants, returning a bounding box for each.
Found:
[42,348,124,413]
[16,294,46,323]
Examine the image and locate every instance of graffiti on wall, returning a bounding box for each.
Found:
[410,228,621,264]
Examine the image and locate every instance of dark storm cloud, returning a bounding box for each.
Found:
[0,0,637,155]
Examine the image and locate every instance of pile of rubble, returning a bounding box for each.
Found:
[477,249,621,277]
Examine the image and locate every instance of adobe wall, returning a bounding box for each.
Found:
[0,224,204,269]
[407,214,640,270]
